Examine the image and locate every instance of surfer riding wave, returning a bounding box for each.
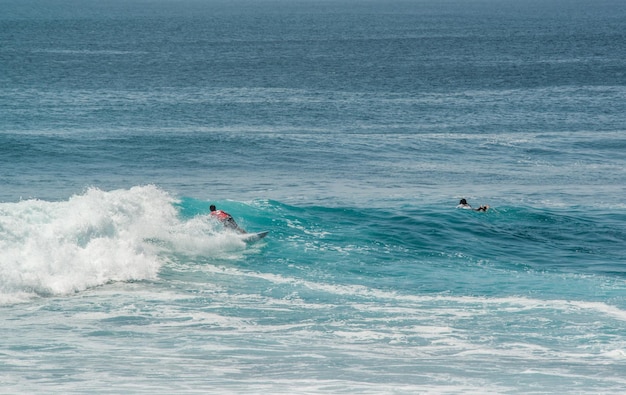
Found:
[210,205,247,234]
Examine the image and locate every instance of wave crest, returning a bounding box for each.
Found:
[0,186,178,302]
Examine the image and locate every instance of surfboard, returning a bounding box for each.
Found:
[240,231,269,243]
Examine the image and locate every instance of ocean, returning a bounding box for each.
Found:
[1,0,626,393]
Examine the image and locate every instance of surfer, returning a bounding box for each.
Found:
[210,205,247,233]
[457,198,489,212]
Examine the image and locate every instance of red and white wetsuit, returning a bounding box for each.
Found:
[210,209,246,233]
[210,210,232,222]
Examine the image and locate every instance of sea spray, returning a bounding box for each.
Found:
[0,186,178,301]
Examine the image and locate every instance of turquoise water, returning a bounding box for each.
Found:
[2,0,626,393]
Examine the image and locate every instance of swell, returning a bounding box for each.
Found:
[2,186,624,305]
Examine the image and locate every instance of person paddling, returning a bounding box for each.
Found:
[210,205,247,233]
[457,198,489,212]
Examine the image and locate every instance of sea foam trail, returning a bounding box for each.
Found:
[0,186,191,303]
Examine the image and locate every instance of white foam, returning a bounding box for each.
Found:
[0,186,173,300]
[0,185,246,303]
[162,214,248,258]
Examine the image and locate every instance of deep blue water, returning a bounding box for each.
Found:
[1,0,626,393]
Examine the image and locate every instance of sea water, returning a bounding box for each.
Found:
[1,0,626,393]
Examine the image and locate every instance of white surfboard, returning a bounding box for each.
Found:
[240,231,269,243]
